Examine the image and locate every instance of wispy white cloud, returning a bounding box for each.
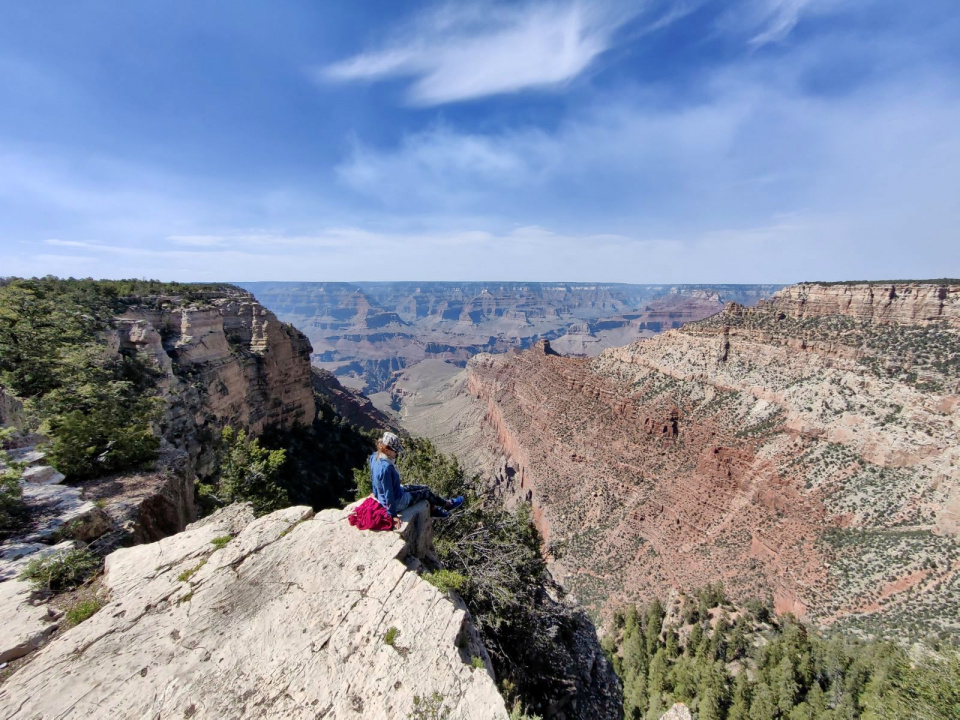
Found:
[743,0,859,46]
[319,0,853,106]
[337,123,558,207]
[319,1,646,105]
[4,219,859,283]
[3,0,957,284]
[168,235,228,247]
[748,0,814,45]
[42,238,95,248]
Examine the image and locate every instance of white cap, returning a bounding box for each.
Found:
[380,431,404,453]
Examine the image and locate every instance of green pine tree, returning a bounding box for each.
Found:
[645,598,665,657]
[213,426,289,515]
[775,655,800,716]
[646,649,670,719]
[688,623,704,657]
[749,682,777,719]
[699,686,722,720]
[729,614,751,660]
[728,672,752,720]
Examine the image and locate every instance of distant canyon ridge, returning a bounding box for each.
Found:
[240,282,782,406]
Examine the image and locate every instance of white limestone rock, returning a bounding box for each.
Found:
[0,502,508,719]
[20,465,65,485]
[660,703,693,720]
[20,485,104,543]
[0,580,62,663]
[0,541,78,663]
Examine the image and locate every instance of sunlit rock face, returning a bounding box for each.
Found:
[0,502,509,719]
[113,291,316,478]
[772,282,960,327]
[399,282,960,641]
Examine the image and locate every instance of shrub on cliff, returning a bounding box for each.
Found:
[0,277,224,397]
[19,548,101,594]
[0,428,25,536]
[0,278,111,399]
[36,346,162,479]
[0,467,23,534]
[202,426,288,516]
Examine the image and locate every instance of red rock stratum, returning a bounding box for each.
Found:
[399,282,960,640]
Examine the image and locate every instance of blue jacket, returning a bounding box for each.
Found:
[370,452,403,516]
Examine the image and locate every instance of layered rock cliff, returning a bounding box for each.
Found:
[70,290,316,546]
[399,282,960,640]
[3,287,318,546]
[773,282,960,327]
[114,291,316,480]
[0,501,508,719]
[312,368,398,432]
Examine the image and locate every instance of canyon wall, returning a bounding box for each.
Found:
[773,282,960,327]
[113,291,316,481]
[11,289,317,542]
[311,367,398,432]
[399,282,960,640]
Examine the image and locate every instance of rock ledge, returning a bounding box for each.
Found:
[0,501,507,719]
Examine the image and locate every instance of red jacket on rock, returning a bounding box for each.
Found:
[348,496,395,531]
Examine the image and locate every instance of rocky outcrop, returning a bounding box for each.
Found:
[79,457,198,549]
[398,283,960,641]
[0,501,508,719]
[659,703,693,720]
[0,447,101,544]
[773,282,960,327]
[0,389,27,430]
[0,288,321,669]
[0,541,76,663]
[3,289,315,549]
[534,592,623,720]
[0,442,197,664]
[114,291,316,479]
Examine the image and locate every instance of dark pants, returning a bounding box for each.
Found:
[399,484,446,510]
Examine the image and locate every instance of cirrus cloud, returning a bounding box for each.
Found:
[319,1,648,105]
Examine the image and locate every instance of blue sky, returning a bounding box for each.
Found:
[1,0,958,282]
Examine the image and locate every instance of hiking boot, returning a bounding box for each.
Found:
[447,496,465,511]
[432,506,450,518]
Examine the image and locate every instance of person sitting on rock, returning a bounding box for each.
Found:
[370,432,464,527]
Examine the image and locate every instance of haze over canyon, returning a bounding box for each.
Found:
[240,282,781,401]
